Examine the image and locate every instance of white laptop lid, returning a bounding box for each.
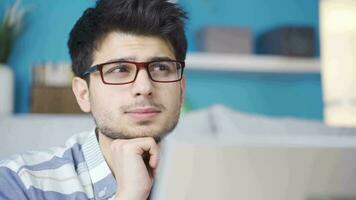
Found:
[152,137,356,200]
[151,105,356,200]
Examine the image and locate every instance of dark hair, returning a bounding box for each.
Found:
[68,0,188,78]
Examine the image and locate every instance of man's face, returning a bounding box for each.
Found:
[74,31,185,141]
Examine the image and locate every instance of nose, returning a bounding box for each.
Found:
[131,69,153,97]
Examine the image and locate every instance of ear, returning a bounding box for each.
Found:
[72,77,91,112]
[179,76,186,106]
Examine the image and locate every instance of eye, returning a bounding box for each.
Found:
[107,64,131,73]
[152,62,172,72]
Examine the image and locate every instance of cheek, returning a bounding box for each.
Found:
[160,85,182,108]
[90,84,127,113]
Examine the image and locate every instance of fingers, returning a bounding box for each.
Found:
[110,137,160,168]
[134,137,160,169]
[153,167,158,178]
[149,143,160,169]
[109,137,161,199]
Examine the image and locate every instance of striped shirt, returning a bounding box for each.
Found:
[0,129,118,199]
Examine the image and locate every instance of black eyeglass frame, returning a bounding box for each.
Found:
[81,59,185,85]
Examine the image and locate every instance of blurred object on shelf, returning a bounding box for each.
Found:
[197,26,252,54]
[31,85,82,114]
[32,62,73,87]
[320,0,356,127]
[257,26,316,57]
[0,64,14,116]
[31,62,82,114]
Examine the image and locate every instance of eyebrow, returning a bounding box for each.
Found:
[105,56,175,63]
[148,56,175,62]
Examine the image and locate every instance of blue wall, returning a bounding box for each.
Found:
[185,70,322,119]
[179,0,319,53]
[1,0,323,119]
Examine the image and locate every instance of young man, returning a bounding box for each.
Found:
[0,0,187,199]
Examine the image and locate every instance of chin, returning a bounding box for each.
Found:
[128,126,169,140]
[99,125,171,143]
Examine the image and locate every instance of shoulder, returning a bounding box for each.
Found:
[0,130,93,199]
[0,130,92,171]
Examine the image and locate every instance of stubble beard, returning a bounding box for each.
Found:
[92,104,181,142]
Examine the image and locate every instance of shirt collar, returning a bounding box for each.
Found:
[82,128,117,199]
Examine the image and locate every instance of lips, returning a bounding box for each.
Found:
[125,107,161,113]
[125,107,161,119]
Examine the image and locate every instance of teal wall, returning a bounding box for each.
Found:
[185,71,322,119]
[1,0,323,119]
[179,0,319,53]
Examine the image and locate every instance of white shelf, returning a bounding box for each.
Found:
[185,52,321,73]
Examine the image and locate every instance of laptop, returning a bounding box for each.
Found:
[150,105,356,200]
[151,133,356,200]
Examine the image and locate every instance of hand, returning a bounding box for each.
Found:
[112,137,160,200]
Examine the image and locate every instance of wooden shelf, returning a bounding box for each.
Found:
[185,52,320,73]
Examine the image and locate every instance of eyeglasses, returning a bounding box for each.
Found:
[82,59,185,85]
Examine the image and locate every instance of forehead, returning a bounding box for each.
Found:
[93,31,175,65]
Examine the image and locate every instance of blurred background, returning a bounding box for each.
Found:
[0,0,323,119]
[2,2,356,195]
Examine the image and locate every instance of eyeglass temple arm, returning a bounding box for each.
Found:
[82,65,99,77]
